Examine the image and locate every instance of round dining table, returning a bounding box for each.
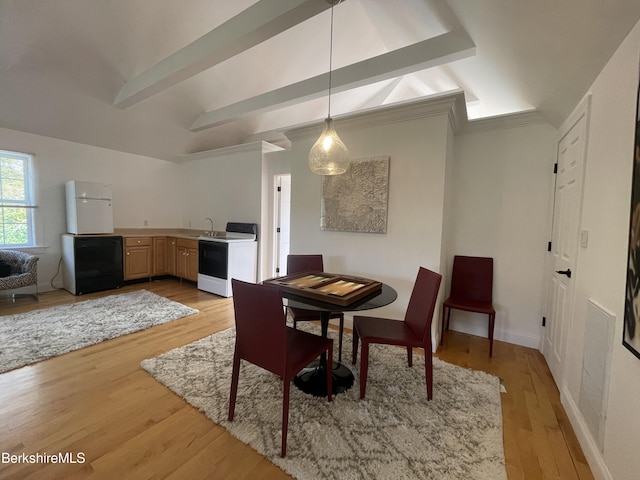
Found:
[282,282,397,397]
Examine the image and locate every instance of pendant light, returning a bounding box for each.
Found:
[309,0,349,175]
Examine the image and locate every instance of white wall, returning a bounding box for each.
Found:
[180,142,277,281]
[560,19,640,480]
[449,122,557,348]
[288,109,451,325]
[0,127,182,292]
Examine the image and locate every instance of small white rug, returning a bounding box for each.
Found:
[0,290,198,374]
[142,326,506,480]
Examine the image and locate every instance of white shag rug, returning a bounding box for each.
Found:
[142,326,506,480]
[0,290,198,374]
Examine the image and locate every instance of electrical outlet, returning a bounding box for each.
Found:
[143,219,148,226]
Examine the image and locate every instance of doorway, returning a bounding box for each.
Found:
[273,174,291,277]
[543,97,590,387]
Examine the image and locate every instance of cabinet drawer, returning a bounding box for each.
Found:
[125,237,152,247]
[176,238,198,249]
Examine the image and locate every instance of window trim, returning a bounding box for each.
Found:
[0,149,37,247]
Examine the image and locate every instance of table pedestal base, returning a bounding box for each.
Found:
[293,360,354,397]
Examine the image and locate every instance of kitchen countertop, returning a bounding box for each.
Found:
[117,228,224,239]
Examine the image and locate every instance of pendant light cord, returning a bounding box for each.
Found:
[327,1,335,118]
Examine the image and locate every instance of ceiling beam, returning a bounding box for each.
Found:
[190,30,476,131]
[113,0,332,109]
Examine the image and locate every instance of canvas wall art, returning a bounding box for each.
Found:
[321,156,390,233]
[624,73,640,360]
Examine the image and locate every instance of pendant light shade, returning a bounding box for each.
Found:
[309,117,349,175]
[309,0,348,175]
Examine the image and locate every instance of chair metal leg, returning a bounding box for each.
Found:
[359,341,369,400]
[488,313,495,357]
[352,326,359,365]
[425,350,433,400]
[326,343,333,403]
[281,380,290,457]
[440,305,449,345]
[337,317,344,362]
[228,351,241,421]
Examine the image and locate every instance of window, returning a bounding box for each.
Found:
[0,149,35,247]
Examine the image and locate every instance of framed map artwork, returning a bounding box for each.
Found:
[321,156,390,233]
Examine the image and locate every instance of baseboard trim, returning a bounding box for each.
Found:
[561,386,612,480]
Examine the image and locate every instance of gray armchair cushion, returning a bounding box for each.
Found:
[0,250,39,290]
[0,260,10,277]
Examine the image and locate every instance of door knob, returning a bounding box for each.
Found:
[555,269,572,278]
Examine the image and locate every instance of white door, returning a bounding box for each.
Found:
[544,99,589,386]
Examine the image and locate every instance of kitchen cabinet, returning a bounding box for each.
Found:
[167,237,177,276]
[176,238,198,282]
[152,237,169,275]
[124,237,152,279]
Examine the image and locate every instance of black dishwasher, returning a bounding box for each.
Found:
[62,235,124,295]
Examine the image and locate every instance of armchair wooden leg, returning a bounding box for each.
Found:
[407,346,413,367]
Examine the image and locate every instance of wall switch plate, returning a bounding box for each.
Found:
[580,230,589,248]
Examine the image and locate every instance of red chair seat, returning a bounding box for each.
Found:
[441,256,496,357]
[352,267,442,400]
[352,316,422,347]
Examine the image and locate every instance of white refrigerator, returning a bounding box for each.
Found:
[65,180,114,234]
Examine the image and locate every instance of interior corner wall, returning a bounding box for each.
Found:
[289,113,450,322]
[560,19,640,480]
[180,146,264,276]
[449,122,557,349]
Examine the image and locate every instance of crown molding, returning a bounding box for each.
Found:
[461,110,549,134]
[284,90,469,142]
[177,141,283,162]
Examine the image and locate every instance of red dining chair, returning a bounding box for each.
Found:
[352,267,442,400]
[440,255,496,357]
[228,278,333,458]
[287,254,345,361]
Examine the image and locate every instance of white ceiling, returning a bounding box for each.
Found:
[1,0,639,162]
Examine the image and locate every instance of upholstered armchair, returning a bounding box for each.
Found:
[0,250,39,300]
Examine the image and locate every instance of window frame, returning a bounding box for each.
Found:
[0,149,36,248]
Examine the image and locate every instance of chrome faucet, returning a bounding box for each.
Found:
[204,217,214,234]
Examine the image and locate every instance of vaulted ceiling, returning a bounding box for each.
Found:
[1,0,639,161]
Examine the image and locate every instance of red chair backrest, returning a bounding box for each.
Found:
[404,267,442,345]
[287,254,324,274]
[450,256,493,303]
[231,279,287,375]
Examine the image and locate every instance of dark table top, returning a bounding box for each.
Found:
[281,282,397,313]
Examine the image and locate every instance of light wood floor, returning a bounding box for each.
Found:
[0,279,594,480]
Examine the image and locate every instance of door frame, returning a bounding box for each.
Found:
[541,94,591,388]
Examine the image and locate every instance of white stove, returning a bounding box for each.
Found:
[197,222,258,297]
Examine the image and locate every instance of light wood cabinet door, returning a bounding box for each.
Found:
[176,246,188,279]
[175,238,199,282]
[124,237,152,280]
[186,247,199,282]
[152,237,168,275]
[167,237,176,276]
